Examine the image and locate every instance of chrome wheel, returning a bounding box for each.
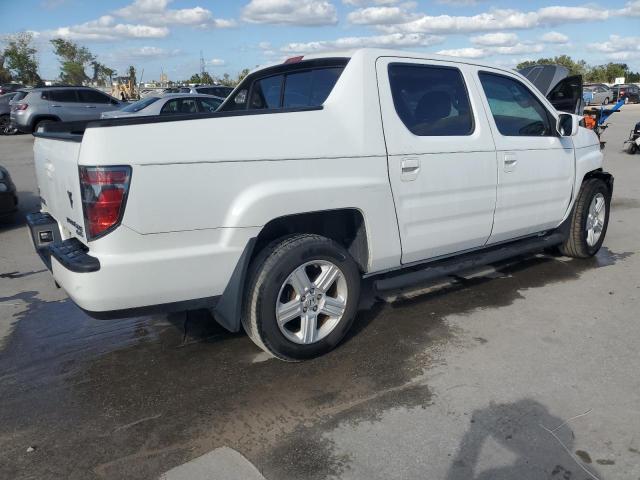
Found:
[586,193,606,247]
[276,260,348,345]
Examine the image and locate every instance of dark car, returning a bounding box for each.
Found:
[0,166,18,219]
[611,84,640,103]
[0,83,24,95]
[0,92,18,134]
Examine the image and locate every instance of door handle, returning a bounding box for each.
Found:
[401,157,420,181]
[51,104,62,108]
[84,105,97,108]
[503,153,517,172]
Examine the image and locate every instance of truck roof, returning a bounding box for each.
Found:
[265,48,516,76]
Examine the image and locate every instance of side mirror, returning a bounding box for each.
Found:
[557,113,580,137]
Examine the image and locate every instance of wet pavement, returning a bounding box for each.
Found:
[2,106,640,480]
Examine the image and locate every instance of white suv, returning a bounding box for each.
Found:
[27,49,613,360]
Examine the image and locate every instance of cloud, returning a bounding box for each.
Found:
[242,0,338,26]
[436,0,481,5]
[123,46,181,58]
[282,32,444,53]
[588,34,640,60]
[343,0,401,5]
[437,47,487,58]
[617,0,640,15]
[114,0,235,28]
[540,31,569,44]
[471,32,518,46]
[372,6,611,34]
[348,6,415,24]
[44,15,169,41]
[208,58,226,66]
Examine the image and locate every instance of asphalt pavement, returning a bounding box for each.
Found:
[1,106,639,480]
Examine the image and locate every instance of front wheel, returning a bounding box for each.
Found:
[603,97,610,105]
[559,178,611,258]
[243,234,361,361]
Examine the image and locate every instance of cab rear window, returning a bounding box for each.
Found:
[220,59,348,112]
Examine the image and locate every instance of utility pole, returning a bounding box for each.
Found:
[200,50,205,78]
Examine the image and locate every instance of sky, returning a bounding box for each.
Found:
[1,0,639,82]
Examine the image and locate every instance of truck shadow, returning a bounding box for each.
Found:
[446,398,602,480]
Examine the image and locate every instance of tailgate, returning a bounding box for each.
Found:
[34,138,87,243]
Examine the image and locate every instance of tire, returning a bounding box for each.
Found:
[603,97,610,105]
[242,234,361,361]
[624,142,637,154]
[559,178,611,258]
[33,119,56,133]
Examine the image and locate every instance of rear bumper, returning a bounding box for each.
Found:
[27,211,259,318]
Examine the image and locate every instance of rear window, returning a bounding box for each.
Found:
[196,87,233,97]
[220,61,346,112]
[121,96,159,112]
[12,91,28,102]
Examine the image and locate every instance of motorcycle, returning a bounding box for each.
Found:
[624,122,640,154]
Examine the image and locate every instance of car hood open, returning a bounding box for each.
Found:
[518,64,584,115]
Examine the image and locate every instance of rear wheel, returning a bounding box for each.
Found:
[0,114,15,135]
[559,178,611,258]
[624,141,638,154]
[603,97,610,105]
[242,234,361,361]
[33,118,57,133]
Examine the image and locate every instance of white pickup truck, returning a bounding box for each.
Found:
[28,49,613,361]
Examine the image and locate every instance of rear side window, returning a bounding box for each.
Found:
[49,90,78,103]
[388,64,473,136]
[479,72,552,136]
[78,89,111,104]
[13,91,28,102]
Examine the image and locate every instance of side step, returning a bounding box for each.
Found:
[374,232,565,293]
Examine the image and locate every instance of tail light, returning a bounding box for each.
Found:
[79,166,132,240]
[12,103,28,111]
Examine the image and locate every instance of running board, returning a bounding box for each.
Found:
[374,232,565,293]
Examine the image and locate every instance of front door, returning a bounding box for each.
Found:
[474,68,575,244]
[376,57,498,264]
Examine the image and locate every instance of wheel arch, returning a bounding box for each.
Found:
[583,168,614,194]
[213,208,370,333]
[30,115,61,132]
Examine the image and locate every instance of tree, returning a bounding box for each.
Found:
[189,73,202,84]
[0,53,11,83]
[3,32,41,85]
[200,71,213,84]
[517,56,640,84]
[516,55,587,77]
[90,60,115,87]
[51,38,94,85]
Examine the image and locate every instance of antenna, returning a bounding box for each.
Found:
[200,50,205,78]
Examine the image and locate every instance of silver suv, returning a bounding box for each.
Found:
[10,87,122,133]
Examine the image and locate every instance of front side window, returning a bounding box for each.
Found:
[161,98,198,114]
[388,64,474,136]
[49,90,78,103]
[198,97,222,112]
[479,72,552,136]
[78,89,111,104]
[250,75,283,109]
[121,97,159,113]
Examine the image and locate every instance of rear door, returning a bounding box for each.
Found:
[376,57,498,264]
[474,68,574,244]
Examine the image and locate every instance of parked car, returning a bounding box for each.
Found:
[163,85,234,97]
[0,92,18,134]
[0,83,24,95]
[10,86,121,133]
[583,85,612,105]
[611,84,640,103]
[100,94,224,119]
[26,49,613,361]
[0,166,18,219]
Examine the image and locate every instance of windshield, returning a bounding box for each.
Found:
[120,97,159,112]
